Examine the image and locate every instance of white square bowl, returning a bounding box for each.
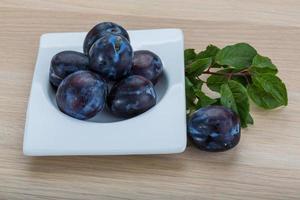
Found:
[23,29,187,156]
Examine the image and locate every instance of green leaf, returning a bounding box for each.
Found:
[185,57,212,76]
[194,90,217,108]
[212,98,221,106]
[185,77,195,102]
[246,113,254,125]
[250,54,278,75]
[188,76,204,88]
[185,76,194,88]
[184,49,196,65]
[247,74,288,109]
[206,73,228,92]
[196,45,220,59]
[186,100,196,114]
[215,43,257,69]
[232,75,249,87]
[185,77,195,101]
[185,76,216,114]
[185,77,196,114]
[220,80,250,127]
[211,63,223,68]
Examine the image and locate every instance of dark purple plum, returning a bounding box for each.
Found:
[89,34,133,81]
[49,51,89,88]
[56,71,107,120]
[83,22,130,55]
[131,50,163,84]
[107,75,156,118]
[188,106,241,152]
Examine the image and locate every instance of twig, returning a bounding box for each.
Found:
[202,70,250,77]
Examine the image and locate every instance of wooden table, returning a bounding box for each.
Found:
[1,1,300,199]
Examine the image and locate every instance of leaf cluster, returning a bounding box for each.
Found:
[185,43,288,127]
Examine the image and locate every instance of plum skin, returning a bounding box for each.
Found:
[49,51,89,88]
[187,106,241,152]
[83,22,130,55]
[89,34,133,81]
[131,50,163,84]
[107,75,157,118]
[56,71,107,120]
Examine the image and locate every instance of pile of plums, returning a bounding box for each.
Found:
[49,22,163,120]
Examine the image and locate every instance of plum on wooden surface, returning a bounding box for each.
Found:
[188,106,241,152]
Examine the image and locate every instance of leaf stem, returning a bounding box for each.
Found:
[202,70,250,77]
[202,69,252,84]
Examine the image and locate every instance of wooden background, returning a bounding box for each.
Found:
[1,0,300,199]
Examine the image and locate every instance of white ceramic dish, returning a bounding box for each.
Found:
[23,29,186,156]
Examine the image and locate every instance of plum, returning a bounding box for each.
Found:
[49,51,89,88]
[187,106,241,152]
[56,71,107,120]
[83,22,130,55]
[107,75,156,118]
[89,34,133,81]
[131,50,163,84]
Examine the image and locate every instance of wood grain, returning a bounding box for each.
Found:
[1,0,300,199]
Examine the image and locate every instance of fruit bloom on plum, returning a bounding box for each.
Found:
[56,71,107,120]
[107,75,156,118]
[131,50,163,84]
[188,106,241,152]
[83,22,130,55]
[89,34,133,81]
[49,51,89,88]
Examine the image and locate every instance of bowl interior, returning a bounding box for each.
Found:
[47,71,169,123]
